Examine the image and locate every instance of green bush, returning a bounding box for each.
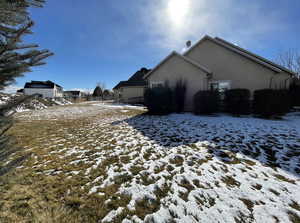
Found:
[173,79,187,113]
[224,89,251,115]
[253,89,290,117]
[144,86,174,115]
[193,90,220,114]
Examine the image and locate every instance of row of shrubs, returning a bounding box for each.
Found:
[145,85,294,118]
[290,81,300,107]
[194,88,291,117]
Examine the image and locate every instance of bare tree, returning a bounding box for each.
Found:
[97,82,106,92]
[97,82,106,100]
[277,49,300,78]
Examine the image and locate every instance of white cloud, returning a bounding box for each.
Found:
[1,85,22,94]
[140,0,287,52]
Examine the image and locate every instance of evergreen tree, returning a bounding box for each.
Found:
[0,0,53,174]
[0,0,53,89]
[92,86,103,98]
[92,82,106,100]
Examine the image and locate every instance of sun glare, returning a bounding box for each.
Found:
[167,0,190,27]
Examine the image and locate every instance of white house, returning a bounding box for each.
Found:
[24,81,63,98]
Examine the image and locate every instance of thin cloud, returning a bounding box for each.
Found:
[1,85,22,94]
[140,0,287,51]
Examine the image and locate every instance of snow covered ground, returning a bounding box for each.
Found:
[15,101,146,120]
[7,103,300,222]
[0,92,72,114]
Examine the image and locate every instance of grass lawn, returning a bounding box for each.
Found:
[0,102,300,223]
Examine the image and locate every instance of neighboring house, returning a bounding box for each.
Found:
[24,80,63,98]
[16,89,24,94]
[115,35,295,111]
[64,90,83,99]
[113,68,151,103]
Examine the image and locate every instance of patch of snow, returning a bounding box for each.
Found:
[102,207,124,223]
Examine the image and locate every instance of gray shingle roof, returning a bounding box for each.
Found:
[24,80,62,89]
[113,68,151,90]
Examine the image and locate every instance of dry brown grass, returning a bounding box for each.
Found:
[287,210,300,223]
[273,174,296,184]
[221,175,241,188]
[238,198,254,212]
[0,107,148,222]
[289,200,300,212]
[169,155,184,166]
[134,197,160,220]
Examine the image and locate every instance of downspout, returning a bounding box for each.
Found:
[269,73,276,89]
[206,73,213,90]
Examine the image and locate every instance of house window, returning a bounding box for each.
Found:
[210,80,231,93]
[150,81,165,88]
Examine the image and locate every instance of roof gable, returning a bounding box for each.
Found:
[184,35,295,76]
[144,51,211,79]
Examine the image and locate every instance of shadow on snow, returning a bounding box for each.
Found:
[112,112,300,177]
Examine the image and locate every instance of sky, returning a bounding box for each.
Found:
[3,0,300,93]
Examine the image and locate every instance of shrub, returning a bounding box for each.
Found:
[173,79,187,113]
[253,89,290,117]
[224,89,251,115]
[144,86,174,115]
[289,81,300,107]
[193,90,220,114]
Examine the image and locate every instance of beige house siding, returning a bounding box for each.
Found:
[118,86,145,103]
[184,39,291,94]
[147,54,207,111]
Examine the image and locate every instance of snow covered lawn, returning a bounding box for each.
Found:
[1,102,300,222]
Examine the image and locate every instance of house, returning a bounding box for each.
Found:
[113,68,151,103]
[24,80,63,98]
[115,35,295,111]
[64,90,83,99]
[16,89,24,94]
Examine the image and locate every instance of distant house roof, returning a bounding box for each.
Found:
[113,68,151,90]
[64,90,81,95]
[24,80,63,89]
[114,81,147,89]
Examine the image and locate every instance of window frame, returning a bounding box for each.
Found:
[209,80,231,92]
[150,81,165,88]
